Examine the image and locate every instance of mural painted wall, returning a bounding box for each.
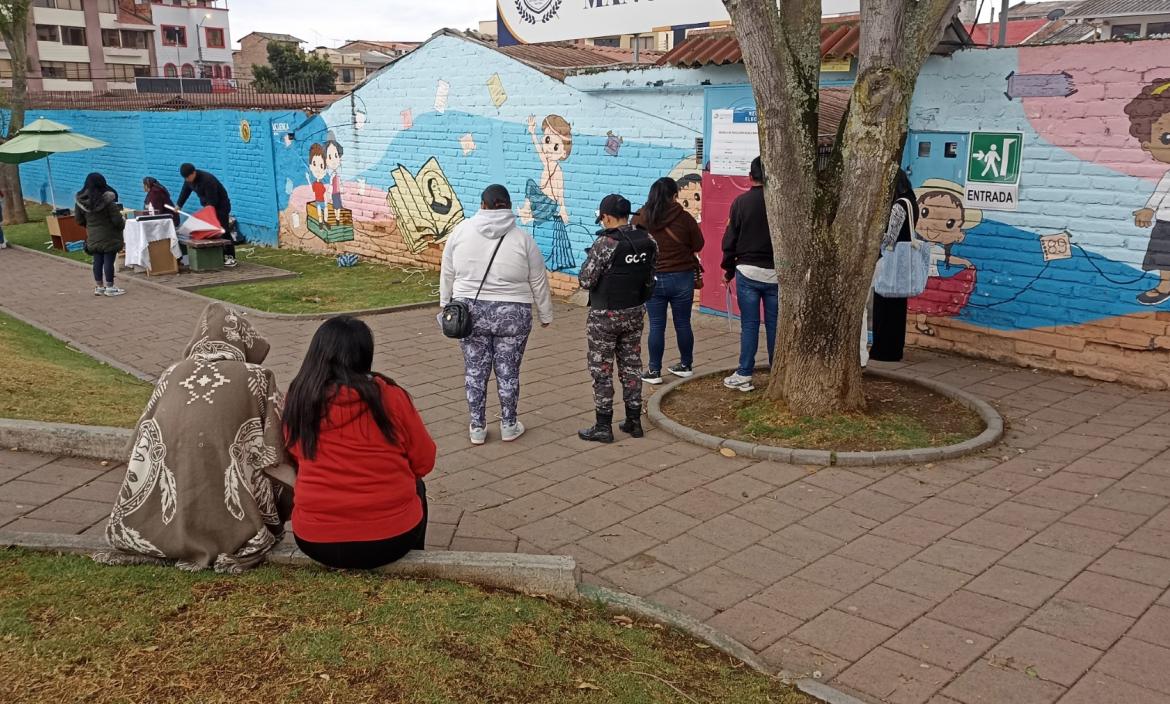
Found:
[10,109,304,246]
[271,34,702,293]
[906,40,1170,388]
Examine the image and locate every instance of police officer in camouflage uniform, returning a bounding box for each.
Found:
[578,194,658,443]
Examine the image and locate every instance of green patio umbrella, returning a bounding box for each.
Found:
[0,117,108,207]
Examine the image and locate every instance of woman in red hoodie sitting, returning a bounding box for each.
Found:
[284,316,436,569]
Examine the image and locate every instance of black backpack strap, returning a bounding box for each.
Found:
[473,234,507,302]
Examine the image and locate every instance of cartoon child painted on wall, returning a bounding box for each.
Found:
[1124,79,1170,306]
[677,173,703,224]
[325,137,344,210]
[519,114,576,271]
[307,143,329,214]
[908,178,983,335]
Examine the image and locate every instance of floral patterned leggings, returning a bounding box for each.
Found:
[459,300,533,429]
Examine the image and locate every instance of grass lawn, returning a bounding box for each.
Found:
[0,551,815,704]
[0,311,150,428]
[197,246,440,315]
[5,204,440,315]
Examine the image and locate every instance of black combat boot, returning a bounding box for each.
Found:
[618,404,643,438]
[578,411,614,443]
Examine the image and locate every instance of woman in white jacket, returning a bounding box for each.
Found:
[441,184,554,445]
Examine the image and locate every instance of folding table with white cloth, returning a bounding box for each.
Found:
[123,216,181,271]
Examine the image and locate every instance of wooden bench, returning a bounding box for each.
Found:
[178,236,231,272]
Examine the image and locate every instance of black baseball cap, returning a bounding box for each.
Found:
[596,194,631,223]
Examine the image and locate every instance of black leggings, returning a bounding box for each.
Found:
[92,251,116,285]
[295,479,428,570]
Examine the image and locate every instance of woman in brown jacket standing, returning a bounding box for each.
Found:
[633,177,704,384]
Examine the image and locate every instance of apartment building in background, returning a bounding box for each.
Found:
[232,31,303,82]
[0,0,156,92]
[146,0,233,79]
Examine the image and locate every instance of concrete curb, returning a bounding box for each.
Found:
[579,584,869,704]
[0,419,132,460]
[1,531,580,601]
[647,366,1004,467]
[11,243,439,321]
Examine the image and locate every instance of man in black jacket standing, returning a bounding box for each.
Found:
[177,163,237,267]
[721,157,777,393]
[578,194,658,443]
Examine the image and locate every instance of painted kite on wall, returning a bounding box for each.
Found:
[386,157,465,254]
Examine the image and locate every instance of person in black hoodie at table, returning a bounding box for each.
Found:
[177,163,237,267]
[721,157,777,393]
[578,194,658,443]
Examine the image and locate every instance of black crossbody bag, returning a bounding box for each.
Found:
[441,234,507,339]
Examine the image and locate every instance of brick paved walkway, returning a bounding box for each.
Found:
[4,245,1170,704]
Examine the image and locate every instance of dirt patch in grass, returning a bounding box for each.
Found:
[661,373,984,452]
[0,550,818,704]
[0,311,150,427]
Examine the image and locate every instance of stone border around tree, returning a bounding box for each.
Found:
[11,243,439,321]
[647,367,1004,467]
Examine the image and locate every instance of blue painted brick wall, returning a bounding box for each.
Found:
[12,108,307,246]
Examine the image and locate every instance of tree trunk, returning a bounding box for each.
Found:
[725,0,957,415]
[1,2,31,224]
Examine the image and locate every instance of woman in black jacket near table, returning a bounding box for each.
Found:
[75,172,126,297]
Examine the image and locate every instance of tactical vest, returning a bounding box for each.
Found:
[590,226,656,311]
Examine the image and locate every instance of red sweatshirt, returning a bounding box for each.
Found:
[290,378,436,543]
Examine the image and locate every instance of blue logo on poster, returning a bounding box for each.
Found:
[515,0,562,24]
[733,108,758,124]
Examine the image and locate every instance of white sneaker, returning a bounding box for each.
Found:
[94,286,106,296]
[103,286,126,297]
[501,420,525,443]
[723,373,755,392]
[469,426,487,446]
[0,240,8,249]
[224,256,238,268]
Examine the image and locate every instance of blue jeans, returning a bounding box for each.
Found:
[92,251,116,286]
[735,270,778,376]
[646,271,695,371]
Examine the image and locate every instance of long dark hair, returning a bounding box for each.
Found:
[143,176,169,196]
[892,168,915,205]
[80,172,117,203]
[284,316,397,460]
[641,177,679,230]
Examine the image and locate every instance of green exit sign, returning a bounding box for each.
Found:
[967,132,1023,185]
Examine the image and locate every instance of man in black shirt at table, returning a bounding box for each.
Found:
[177,163,237,267]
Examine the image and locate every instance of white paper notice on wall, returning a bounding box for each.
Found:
[435,80,450,113]
[710,108,759,177]
[1040,231,1072,261]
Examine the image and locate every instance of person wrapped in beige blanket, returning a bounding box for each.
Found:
[95,302,292,573]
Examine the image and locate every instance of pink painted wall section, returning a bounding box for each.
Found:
[1019,42,1170,182]
[698,172,753,314]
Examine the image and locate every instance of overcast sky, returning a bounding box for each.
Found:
[227,0,1020,49]
[229,0,488,48]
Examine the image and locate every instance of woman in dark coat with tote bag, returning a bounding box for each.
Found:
[869,169,919,362]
